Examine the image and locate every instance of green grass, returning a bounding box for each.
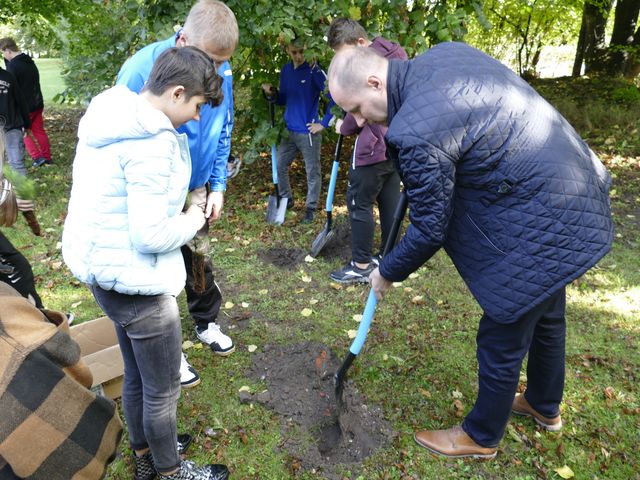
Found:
[34,58,64,103]
[3,78,639,479]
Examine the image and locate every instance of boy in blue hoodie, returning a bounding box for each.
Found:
[262,39,333,223]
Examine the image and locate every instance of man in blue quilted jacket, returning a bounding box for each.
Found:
[328,44,614,458]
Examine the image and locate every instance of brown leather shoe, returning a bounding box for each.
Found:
[512,393,562,431]
[414,426,497,459]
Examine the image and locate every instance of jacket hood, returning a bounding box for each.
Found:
[77,85,175,148]
[371,37,407,60]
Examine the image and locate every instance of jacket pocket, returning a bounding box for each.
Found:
[465,213,507,256]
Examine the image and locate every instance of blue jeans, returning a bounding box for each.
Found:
[91,286,182,473]
[5,129,26,176]
[462,287,566,447]
[277,131,322,210]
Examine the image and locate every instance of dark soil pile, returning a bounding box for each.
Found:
[240,342,394,479]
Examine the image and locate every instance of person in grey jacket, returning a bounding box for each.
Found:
[328,44,613,459]
[63,47,229,480]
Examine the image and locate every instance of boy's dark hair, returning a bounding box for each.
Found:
[143,46,223,107]
[0,37,18,52]
[327,18,368,50]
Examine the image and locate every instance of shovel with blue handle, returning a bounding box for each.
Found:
[334,190,409,408]
[265,99,287,225]
[310,134,343,256]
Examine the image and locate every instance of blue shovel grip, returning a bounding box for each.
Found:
[271,145,278,184]
[325,161,340,212]
[349,289,378,355]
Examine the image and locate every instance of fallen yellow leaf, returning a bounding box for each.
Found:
[554,465,574,479]
[224,247,235,253]
[224,301,234,309]
[309,299,319,305]
[182,340,194,350]
[404,287,413,292]
[241,302,249,308]
[258,289,268,295]
[346,286,356,292]
[238,386,251,393]
[347,329,357,339]
[301,308,313,317]
[295,288,305,294]
[352,314,363,322]
[304,255,315,263]
[247,345,257,353]
[301,276,312,283]
[409,272,420,279]
[392,282,402,288]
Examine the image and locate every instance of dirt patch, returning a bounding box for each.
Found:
[312,218,352,261]
[241,342,394,479]
[257,247,307,268]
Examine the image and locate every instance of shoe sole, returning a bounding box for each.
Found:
[212,345,235,357]
[180,377,201,388]
[414,434,497,459]
[329,275,370,284]
[511,409,563,431]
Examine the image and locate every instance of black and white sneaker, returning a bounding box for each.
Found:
[134,451,156,480]
[180,353,201,388]
[226,154,242,179]
[177,433,193,455]
[330,261,375,284]
[158,460,229,480]
[196,323,235,356]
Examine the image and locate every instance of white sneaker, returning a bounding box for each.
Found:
[195,323,235,356]
[180,353,201,388]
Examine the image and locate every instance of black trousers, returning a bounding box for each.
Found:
[0,231,42,308]
[347,160,401,264]
[180,244,222,330]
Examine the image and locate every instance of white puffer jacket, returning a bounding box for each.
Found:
[63,85,199,296]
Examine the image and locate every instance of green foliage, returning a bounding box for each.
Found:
[610,84,640,105]
[2,165,36,199]
[467,0,583,76]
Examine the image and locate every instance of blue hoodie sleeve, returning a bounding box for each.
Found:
[207,62,234,192]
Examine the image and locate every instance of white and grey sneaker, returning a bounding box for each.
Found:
[158,460,229,480]
[180,353,201,388]
[196,323,235,356]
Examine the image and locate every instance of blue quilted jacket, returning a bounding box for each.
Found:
[380,42,614,323]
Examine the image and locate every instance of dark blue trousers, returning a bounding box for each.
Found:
[462,287,566,447]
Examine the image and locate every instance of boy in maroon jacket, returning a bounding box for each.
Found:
[327,18,407,283]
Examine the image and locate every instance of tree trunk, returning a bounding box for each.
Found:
[608,0,640,75]
[574,0,614,75]
[624,25,640,77]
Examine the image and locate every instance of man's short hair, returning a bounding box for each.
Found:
[327,18,368,50]
[183,0,239,53]
[329,46,386,94]
[0,37,18,52]
[143,47,223,107]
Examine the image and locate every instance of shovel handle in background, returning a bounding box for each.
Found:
[265,96,288,225]
[309,134,343,257]
[324,134,343,229]
[334,190,409,405]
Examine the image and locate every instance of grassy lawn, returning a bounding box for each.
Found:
[34,57,64,103]
[2,78,638,479]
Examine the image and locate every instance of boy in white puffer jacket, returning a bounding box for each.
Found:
[63,47,230,480]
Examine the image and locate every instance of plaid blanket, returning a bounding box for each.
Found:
[0,282,122,479]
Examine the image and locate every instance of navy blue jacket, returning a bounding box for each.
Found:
[380,42,613,323]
